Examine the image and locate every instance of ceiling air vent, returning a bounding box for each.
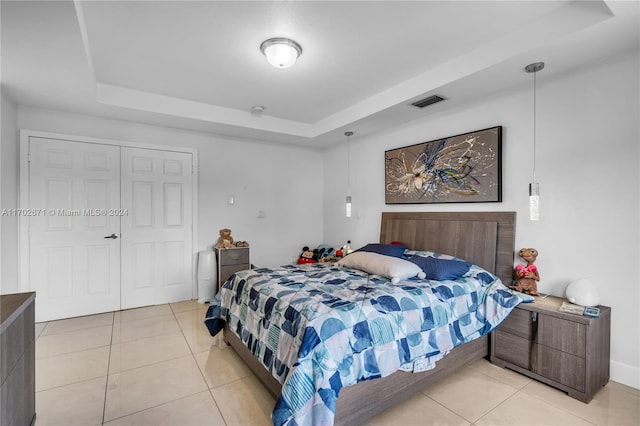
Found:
[411,95,445,109]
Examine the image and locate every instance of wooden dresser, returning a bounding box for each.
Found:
[1,292,36,426]
[216,247,250,291]
[490,295,610,402]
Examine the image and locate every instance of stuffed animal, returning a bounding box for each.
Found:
[235,241,249,247]
[343,240,354,256]
[510,247,540,296]
[298,246,317,264]
[313,245,334,262]
[216,228,234,249]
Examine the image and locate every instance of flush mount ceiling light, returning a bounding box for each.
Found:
[260,38,302,69]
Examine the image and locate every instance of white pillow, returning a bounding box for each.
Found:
[337,251,425,283]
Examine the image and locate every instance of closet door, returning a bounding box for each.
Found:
[28,137,121,322]
[120,147,193,309]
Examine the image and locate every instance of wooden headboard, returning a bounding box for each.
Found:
[380,211,516,285]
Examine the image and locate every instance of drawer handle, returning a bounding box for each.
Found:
[530,311,539,371]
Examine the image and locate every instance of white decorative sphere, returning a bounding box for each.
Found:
[565,278,599,307]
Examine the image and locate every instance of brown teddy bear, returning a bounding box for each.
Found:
[216,228,234,249]
[510,248,540,296]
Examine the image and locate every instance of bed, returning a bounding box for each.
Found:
[204,211,530,425]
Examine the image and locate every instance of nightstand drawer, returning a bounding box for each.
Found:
[538,315,586,358]
[535,344,586,392]
[218,248,249,265]
[497,307,535,340]
[493,330,532,369]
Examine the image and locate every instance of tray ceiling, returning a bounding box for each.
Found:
[2,1,638,148]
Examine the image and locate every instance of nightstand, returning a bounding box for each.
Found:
[216,247,250,290]
[490,294,610,403]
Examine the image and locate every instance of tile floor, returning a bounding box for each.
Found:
[34,300,639,426]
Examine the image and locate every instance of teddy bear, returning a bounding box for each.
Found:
[510,247,540,296]
[216,228,234,249]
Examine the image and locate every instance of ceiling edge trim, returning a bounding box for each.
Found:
[95,83,315,137]
[76,0,614,141]
[73,0,96,84]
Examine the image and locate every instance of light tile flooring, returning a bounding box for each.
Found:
[34,300,639,426]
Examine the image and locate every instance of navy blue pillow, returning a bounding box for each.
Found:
[355,243,407,258]
[407,255,472,280]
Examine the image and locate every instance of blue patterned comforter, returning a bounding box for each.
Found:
[204,262,531,426]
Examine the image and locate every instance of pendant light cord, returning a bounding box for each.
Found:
[532,70,537,183]
[347,134,351,196]
[525,61,543,221]
[345,131,353,197]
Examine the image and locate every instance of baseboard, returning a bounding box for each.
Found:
[611,360,639,389]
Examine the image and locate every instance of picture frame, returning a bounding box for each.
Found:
[384,126,502,204]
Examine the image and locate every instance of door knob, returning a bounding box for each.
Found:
[104,234,119,239]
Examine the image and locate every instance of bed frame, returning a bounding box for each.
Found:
[223,211,516,425]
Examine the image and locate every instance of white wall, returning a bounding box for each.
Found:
[1,92,19,294]
[323,52,640,389]
[12,106,324,271]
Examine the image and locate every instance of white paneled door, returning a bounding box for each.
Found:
[29,138,122,321]
[120,147,193,309]
[27,137,193,321]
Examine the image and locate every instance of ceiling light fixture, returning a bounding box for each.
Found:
[260,38,302,69]
[525,61,544,221]
[250,105,266,116]
[345,131,353,218]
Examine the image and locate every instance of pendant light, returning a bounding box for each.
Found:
[345,131,353,217]
[525,62,544,221]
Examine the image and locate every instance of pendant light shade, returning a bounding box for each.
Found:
[525,62,544,221]
[260,38,302,69]
[345,195,352,217]
[529,182,540,221]
[345,131,353,218]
